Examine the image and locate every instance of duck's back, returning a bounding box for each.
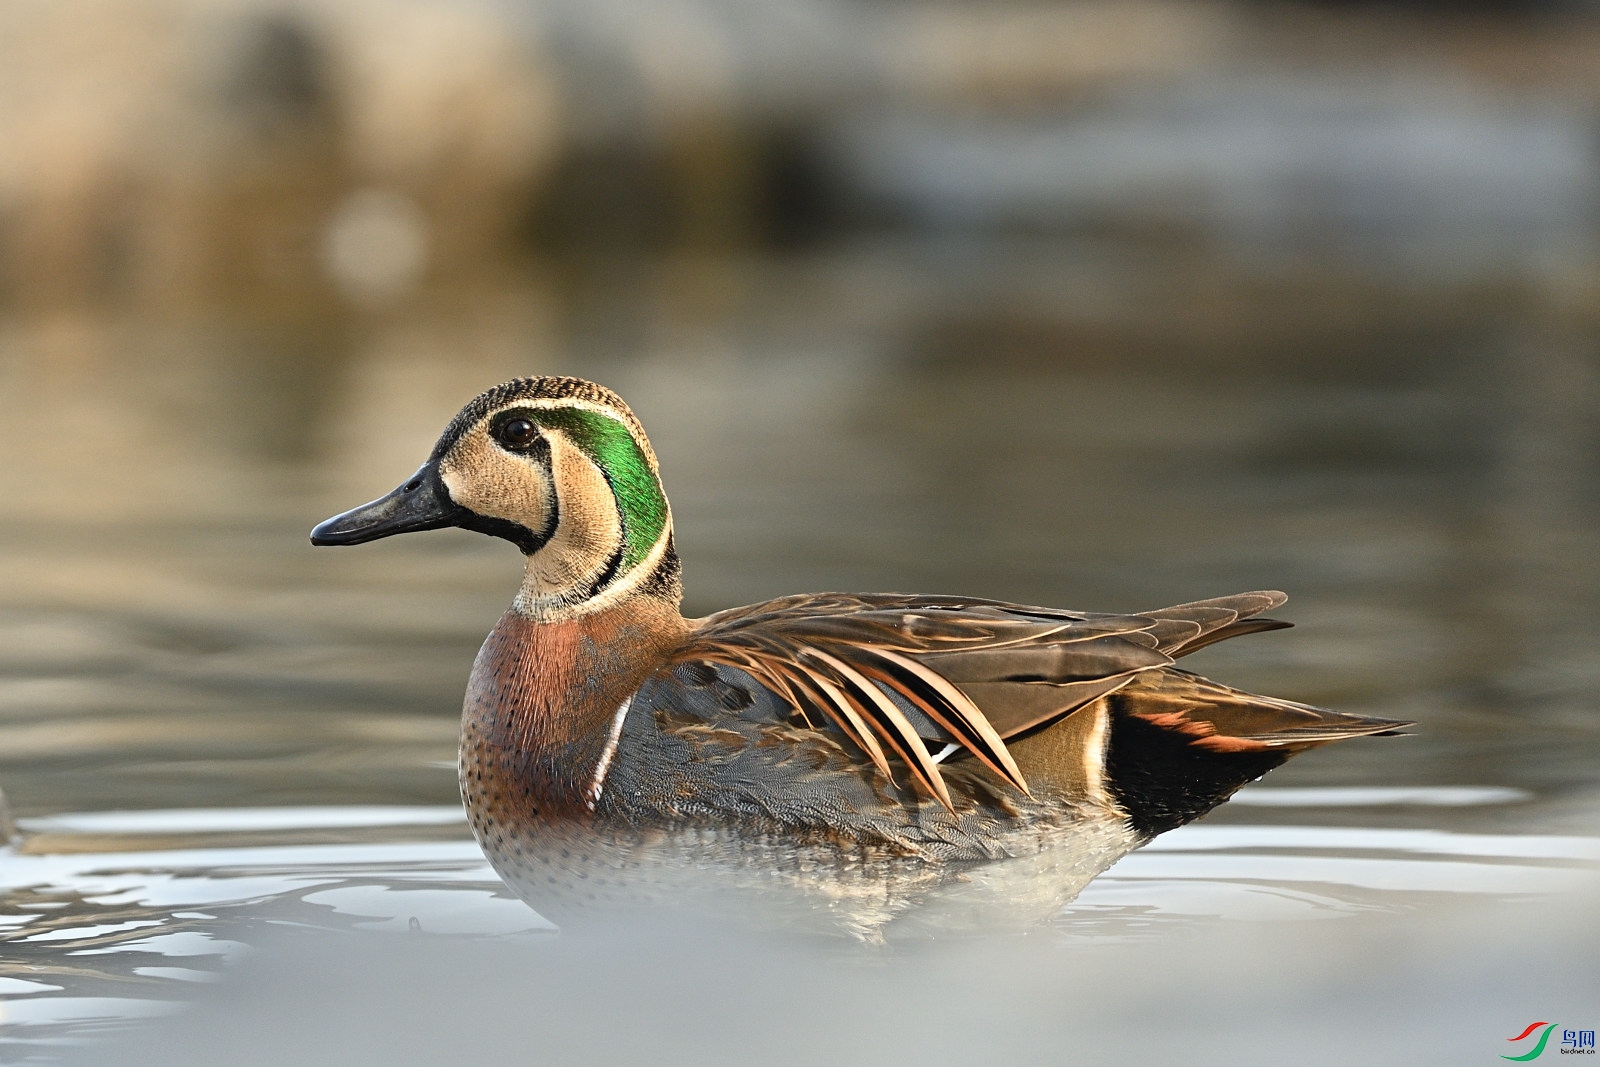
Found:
[594,590,1401,848]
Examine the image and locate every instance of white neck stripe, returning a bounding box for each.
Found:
[586,695,632,811]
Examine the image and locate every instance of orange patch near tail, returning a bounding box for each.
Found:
[1127,710,1273,754]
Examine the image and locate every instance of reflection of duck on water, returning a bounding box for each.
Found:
[313,376,1408,938]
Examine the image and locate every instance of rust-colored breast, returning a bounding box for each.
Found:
[459,598,686,829]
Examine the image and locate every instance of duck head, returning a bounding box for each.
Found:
[311,376,681,619]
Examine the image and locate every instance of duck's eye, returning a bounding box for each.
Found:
[496,418,537,448]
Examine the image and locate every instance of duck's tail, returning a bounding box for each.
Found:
[1101,666,1411,838]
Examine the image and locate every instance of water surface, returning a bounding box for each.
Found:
[1,240,1597,1060]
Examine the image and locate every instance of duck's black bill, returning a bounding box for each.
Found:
[310,464,466,546]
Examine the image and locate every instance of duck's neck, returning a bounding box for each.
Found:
[459,593,688,826]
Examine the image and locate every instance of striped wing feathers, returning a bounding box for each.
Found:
[1117,670,1409,752]
[1135,591,1291,656]
[673,592,1292,812]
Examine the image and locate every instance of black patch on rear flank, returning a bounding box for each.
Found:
[1104,694,1287,839]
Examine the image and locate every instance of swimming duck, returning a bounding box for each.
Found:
[312,376,1407,935]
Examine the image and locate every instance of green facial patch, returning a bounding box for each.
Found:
[528,406,667,571]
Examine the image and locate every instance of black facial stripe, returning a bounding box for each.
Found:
[453,430,559,556]
[521,434,552,466]
[636,535,682,600]
[457,513,555,556]
[575,543,625,602]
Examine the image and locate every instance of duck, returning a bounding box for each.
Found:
[311,375,1408,937]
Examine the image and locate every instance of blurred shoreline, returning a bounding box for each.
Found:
[3,0,1599,311]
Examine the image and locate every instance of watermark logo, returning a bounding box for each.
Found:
[1504,1023,1596,1060]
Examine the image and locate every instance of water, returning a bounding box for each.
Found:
[1,240,1598,1062]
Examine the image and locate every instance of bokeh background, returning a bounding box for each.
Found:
[2,0,1599,1062]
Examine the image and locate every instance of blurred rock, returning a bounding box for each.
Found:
[0,0,554,306]
[320,187,431,305]
[882,0,1238,105]
[0,0,861,307]
[322,0,560,279]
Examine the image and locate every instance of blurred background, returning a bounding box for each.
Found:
[1,0,1599,1060]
